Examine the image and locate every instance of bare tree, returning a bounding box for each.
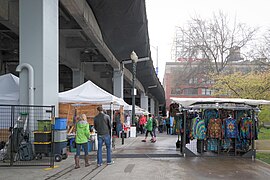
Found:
[174,11,258,74]
[247,29,270,70]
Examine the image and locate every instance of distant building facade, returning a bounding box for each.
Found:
[164,58,268,110]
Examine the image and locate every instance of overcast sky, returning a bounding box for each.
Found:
[146,0,270,82]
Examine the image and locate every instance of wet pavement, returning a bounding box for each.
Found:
[1,132,270,180]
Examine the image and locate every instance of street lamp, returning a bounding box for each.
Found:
[130,51,138,126]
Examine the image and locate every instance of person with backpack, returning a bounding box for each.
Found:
[142,114,155,142]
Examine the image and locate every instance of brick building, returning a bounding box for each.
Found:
[164,58,267,110]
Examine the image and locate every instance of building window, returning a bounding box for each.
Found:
[188,78,198,84]
[202,78,214,84]
[183,88,198,95]
[202,88,214,95]
[171,88,182,95]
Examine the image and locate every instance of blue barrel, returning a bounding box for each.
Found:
[54,118,67,130]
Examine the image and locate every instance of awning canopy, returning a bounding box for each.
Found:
[0,73,19,105]
[87,0,165,104]
[59,80,125,105]
[171,97,270,109]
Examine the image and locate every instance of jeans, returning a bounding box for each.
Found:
[97,134,112,165]
[75,142,88,157]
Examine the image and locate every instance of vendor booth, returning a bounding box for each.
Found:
[58,80,127,151]
[59,80,126,126]
[170,98,270,158]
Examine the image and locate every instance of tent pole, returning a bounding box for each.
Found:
[110,103,113,151]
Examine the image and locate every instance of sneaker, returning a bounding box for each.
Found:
[97,163,103,167]
[141,140,146,142]
[107,161,114,165]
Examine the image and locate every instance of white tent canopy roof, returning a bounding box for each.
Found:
[102,99,131,110]
[102,103,150,115]
[171,97,270,108]
[0,73,19,105]
[59,80,125,105]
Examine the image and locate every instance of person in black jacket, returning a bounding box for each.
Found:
[94,106,114,167]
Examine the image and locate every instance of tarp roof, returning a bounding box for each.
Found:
[102,103,149,115]
[171,97,270,108]
[59,80,125,105]
[87,0,165,105]
[0,73,19,105]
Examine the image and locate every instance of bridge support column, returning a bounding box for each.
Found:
[20,0,58,114]
[140,92,148,113]
[113,69,123,98]
[150,98,155,115]
[72,68,84,87]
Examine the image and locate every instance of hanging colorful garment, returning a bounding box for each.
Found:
[203,109,219,127]
[195,119,206,140]
[207,139,218,151]
[225,118,239,138]
[174,115,182,135]
[222,138,231,149]
[191,117,199,139]
[240,117,252,139]
[207,118,223,139]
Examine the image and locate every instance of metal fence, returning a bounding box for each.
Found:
[0,105,55,167]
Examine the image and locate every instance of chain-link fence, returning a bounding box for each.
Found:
[0,105,55,167]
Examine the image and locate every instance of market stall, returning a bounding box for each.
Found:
[170,98,270,158]
[59,80,126,127]
[59,80,127,150]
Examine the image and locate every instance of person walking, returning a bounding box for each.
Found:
[166,117,170,134]
[142,114,155,142]
[158,115,163,133]
[74,114,90,169]
[151,115,157,142]
[94,106,113,167]
[139,115,146,134]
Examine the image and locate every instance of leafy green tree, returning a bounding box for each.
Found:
[212,72,270,99]
[212,72,270,125]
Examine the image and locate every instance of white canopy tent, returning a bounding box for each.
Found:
[135,106,150,115]
[170,97,270,108]
[0,73,19,105]
[102,100,131,111]
[102,101,149,115]
[0,73,19,128]
[59,80,125,106]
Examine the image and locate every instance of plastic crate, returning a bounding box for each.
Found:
[54,130,67,142]
[53,141,67,154]
[34,131,51,142]
[37,120,51,131]
[34,142,52,154]
[54,118,67,130]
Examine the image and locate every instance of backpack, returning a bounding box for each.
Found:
[18,142,34,161]
[152,119,157,127]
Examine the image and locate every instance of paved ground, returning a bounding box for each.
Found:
[1,133,270,180]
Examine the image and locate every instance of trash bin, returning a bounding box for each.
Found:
[130,126,136,137]
[92,134,97,151]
